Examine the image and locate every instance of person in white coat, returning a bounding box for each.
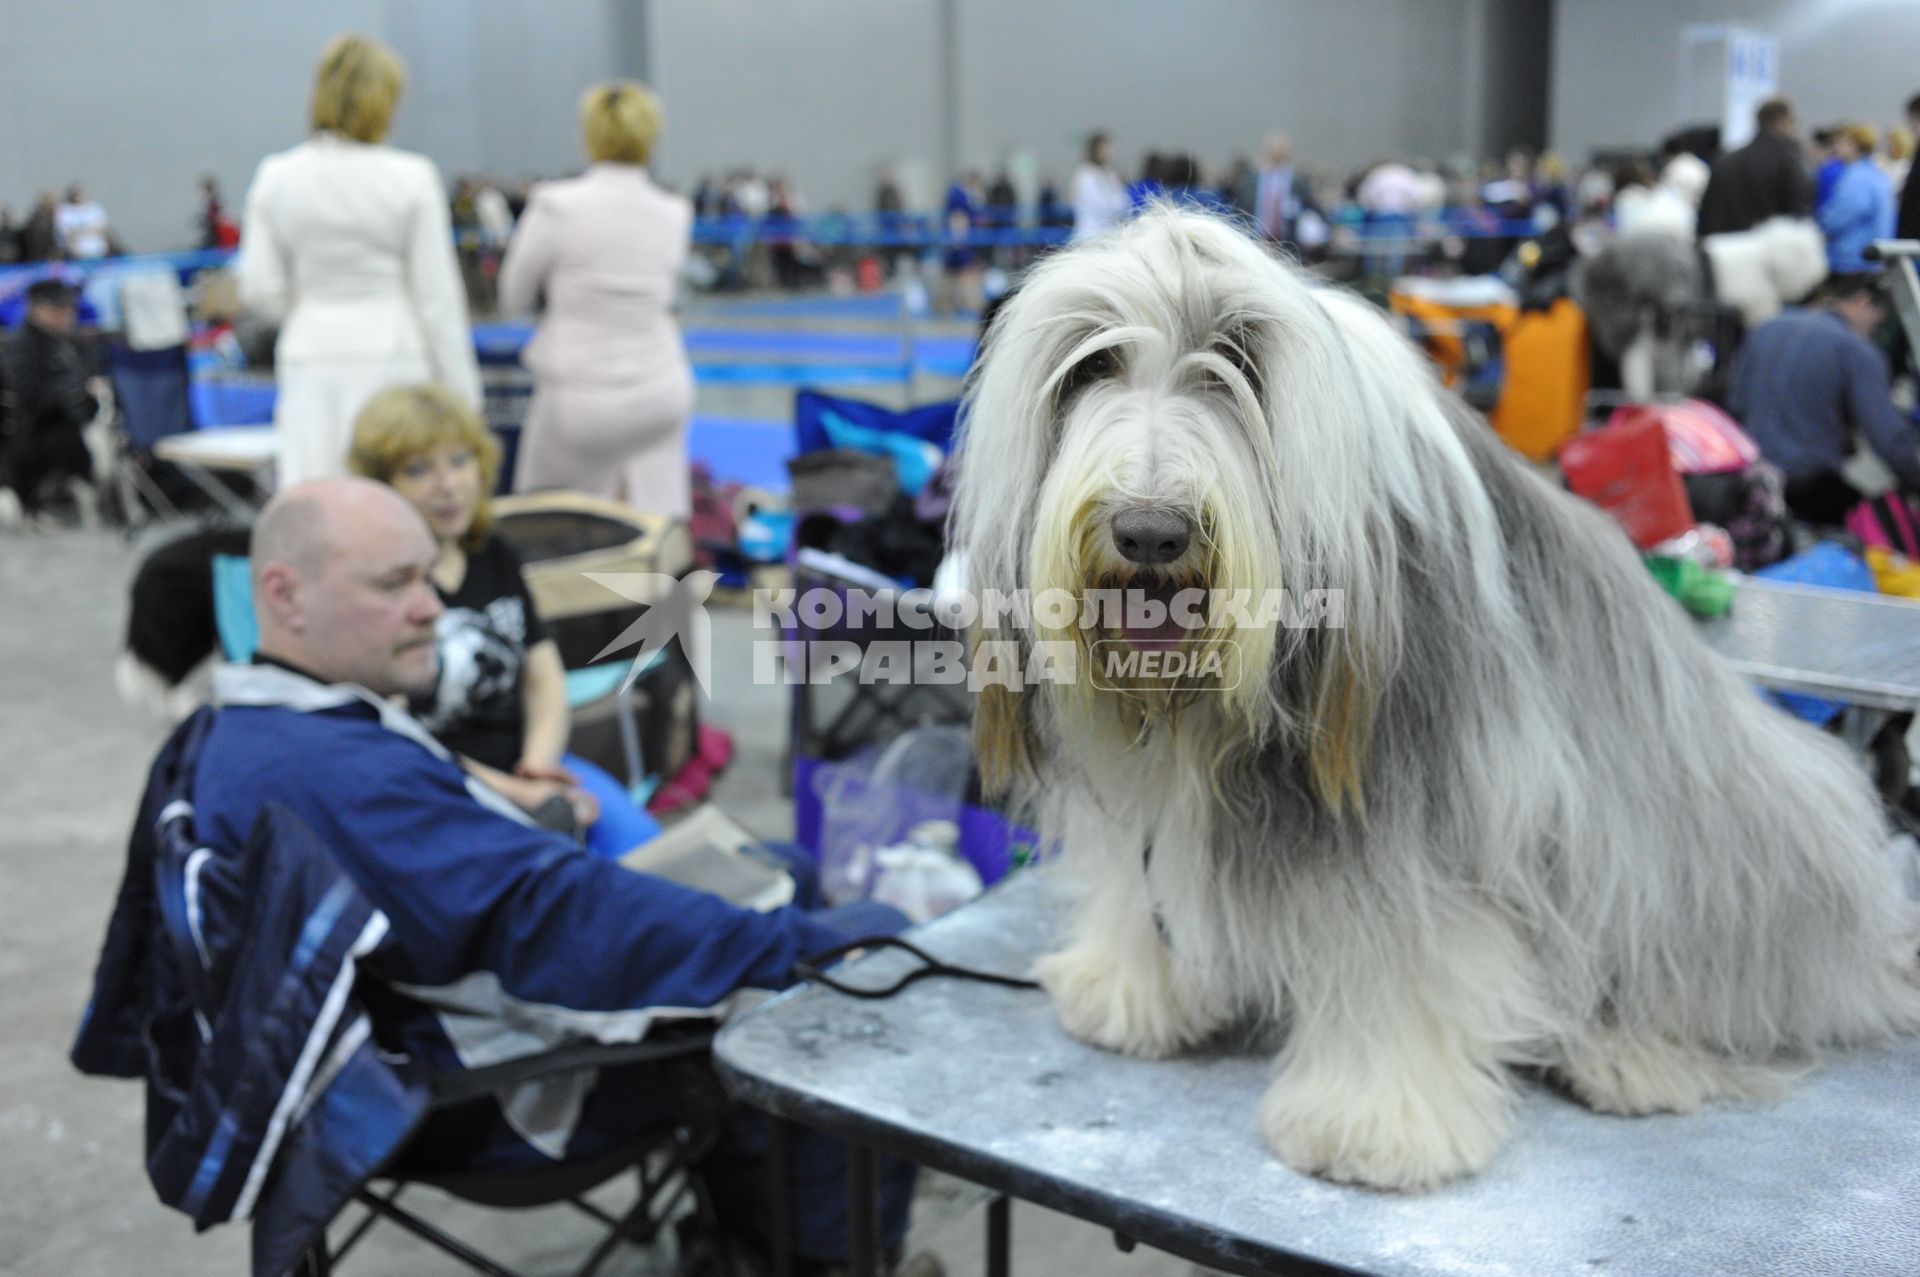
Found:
[497,82,695,516]
[1070,131,1131,243]
[237,33,482,487]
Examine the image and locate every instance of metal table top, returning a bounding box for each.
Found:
[716,869,1920,1277]
[1699,574,1920,711]
[152,425,277,469]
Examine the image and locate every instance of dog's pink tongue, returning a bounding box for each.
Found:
[1122,616,1188,651]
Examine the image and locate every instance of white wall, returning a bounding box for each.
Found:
[645,0,948,210]
[947,0,1473,191]
[0,0,628,252]
[0,0,1557,250]
[648,0,1525,206]
[1550,0,1920,161]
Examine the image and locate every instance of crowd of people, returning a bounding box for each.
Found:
[0,185,120,265]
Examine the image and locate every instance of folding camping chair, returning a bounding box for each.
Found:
[784,547,971,771]
[106,343,198,525]
[99,737,744,1277]
[781,390,970,789]
[306,1027,741,1277]
[99,271,202,526]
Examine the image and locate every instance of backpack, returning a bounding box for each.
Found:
[1845,492,1920,561]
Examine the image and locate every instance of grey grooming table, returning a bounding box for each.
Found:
[716,867,1920,1277]
[1701,574,1920,712]
[1700,574,1920,759]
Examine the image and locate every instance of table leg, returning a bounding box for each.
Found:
[174,459,263,522]
[768,1119,792,1277]
[986,1194,1011,1277]
[1840,707,1892,755]
[849,1144,879,1277]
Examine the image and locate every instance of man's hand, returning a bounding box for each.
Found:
[487,771,600,829]
[515,759,580,787]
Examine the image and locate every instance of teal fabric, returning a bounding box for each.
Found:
[211,555,259,664]
[563,650,667,708]
[818,409,946,494]
[564,663,630,706]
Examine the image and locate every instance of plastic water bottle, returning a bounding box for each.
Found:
[869,819,984,924]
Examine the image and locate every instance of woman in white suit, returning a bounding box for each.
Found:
[237,33,481,486]
[497,82,695,517]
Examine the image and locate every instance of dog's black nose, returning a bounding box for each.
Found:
[1111,508,1192,565]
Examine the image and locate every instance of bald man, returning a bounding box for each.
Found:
[184,478,918,1271]
[248,477,445,699]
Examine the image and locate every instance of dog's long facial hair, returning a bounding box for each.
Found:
[952,208,1920,1193]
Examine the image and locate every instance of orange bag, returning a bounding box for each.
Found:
[1391,291,1590,463]
[1489,299,1590,462]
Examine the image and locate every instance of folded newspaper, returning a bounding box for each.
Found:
[618,804,796,912]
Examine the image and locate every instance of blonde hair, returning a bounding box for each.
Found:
[580,81,663,165]
[1843,122,1879,156]
[349,384,501,551]
[310,33,406,143]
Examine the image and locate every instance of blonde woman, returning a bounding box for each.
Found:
[350,384,661,858]
[498,81,695,516]
[238,33,482,486]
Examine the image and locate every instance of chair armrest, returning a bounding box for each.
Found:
[427,1026,715,1108]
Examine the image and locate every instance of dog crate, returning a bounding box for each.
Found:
[492,492,698,789]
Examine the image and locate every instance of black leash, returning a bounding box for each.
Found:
[795,934,1042,1000]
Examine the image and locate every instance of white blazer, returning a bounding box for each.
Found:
[237,132,481,483]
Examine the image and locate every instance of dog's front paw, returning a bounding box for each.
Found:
[1033,941,1205,1059]
[1553,1029,1795,1116]
[1257,1063,1511,1191]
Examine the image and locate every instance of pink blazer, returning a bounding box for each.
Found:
[497,164,692,396]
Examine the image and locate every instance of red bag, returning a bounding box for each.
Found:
[1606,399,1760,475]
[1560,413,1695,548]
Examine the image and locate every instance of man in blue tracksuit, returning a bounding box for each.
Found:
[193,477,915,1271]
[1726,275,1920,525]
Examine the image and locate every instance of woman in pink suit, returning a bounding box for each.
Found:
[498,82,696,517]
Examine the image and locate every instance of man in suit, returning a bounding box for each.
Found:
[1697,97,1815,237]
[1250,132,1318,247]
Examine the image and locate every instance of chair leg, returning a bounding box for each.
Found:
[353,1188,525,1277]
[616,685,647,790]
[328,1183,399,1265]
[566,1195,624,1230]
[571,1213,633,1277]
[569,1140,711,1277]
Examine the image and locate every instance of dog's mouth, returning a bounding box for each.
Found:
[1108,572,1207,651]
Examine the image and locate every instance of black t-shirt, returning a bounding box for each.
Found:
[412,536,551,773]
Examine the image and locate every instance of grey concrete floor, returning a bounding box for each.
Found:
[0,314,1200,1274]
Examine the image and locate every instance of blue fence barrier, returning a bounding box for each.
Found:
[1,206,1553,311]
[472,321,975,373]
